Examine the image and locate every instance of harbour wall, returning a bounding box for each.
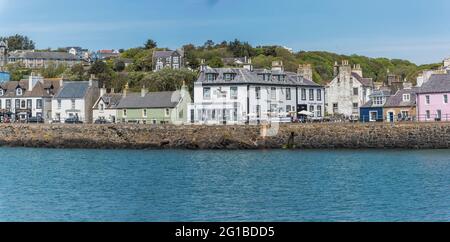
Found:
[0,123,448,149]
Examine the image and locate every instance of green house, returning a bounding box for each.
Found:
[116,87,190,124]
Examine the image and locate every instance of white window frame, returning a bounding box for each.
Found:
[403,94,411,102]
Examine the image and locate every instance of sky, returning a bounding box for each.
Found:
[1,0,450,64]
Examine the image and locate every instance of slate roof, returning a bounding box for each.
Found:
[385,88,418,107]
[361,90,391,108]
[152,50,181,59]
[352,73,374,87]
[197,67,322,87]
[9,51,78,60]
[93,93,123,109]
[0,78,61,98]
[55,81,91,99]
[417,73,450,94]
[116,91,180,109]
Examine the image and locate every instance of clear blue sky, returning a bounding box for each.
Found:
[1,0,450,64]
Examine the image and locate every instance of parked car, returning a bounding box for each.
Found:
[28,116,45,123]
[94,118,111,124]
[65,117,83,124]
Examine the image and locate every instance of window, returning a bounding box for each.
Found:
[203,87,211,100]
[286,105,292,114]
[57,100,61,109]
[123,109,127,117]
[270,104,277,113]
[286,88,291,100]
[403,94,411,102]
[426,95,430,105]
[165,109,170,117]
[333,103,338,113]
[309,89,314,101]
[353,103,359,110]
[426,110,430,120]
[0,89,3,96]
[71,99,76,109]
[16,88,23,96]
[301,89,306,100]
[310,105,315,117]
[444,94,448,104]
[37,99,43,109]
[6,99,11,109]
[353,88,359,96]
[0,100,2,109]
[317,105,322,117]
[255,87,261,99]
[271,87,277,100]
[401,111,409,118]
[317,89,322,101]
[230,87,238,100]
[373,97,384,105]
[143,109,147,117]
[100,103,104,111]
[224,73,234,81]
[206,74,216,81]
[21,100,26,109]
[27,99,32,109]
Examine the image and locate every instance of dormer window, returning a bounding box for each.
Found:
[206,73,217,81]
[223,73,235,81]
[403,94,411,102]
[274,75,285,82]
[16,88,23,96]
[0,89,4,96]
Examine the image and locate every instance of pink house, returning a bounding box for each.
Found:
[416,73,450,121]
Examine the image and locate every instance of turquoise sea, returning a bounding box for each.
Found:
[0,148,448,221]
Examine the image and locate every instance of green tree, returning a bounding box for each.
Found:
[144,39,157,49]
[0,34,35,51]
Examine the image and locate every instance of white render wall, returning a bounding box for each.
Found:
[0,97,47,119]
[189,83,325,124]
[93,99,117,122]
[51,98,86,122]
[326,75,372,117]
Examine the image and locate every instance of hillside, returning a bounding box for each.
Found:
[182,40,442,85]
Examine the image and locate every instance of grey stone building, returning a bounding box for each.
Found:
[152,50,184,71]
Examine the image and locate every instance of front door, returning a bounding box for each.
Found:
[389,112,394,123]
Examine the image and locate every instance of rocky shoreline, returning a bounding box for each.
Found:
[0,123,448,150]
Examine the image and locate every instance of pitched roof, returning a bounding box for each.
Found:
[0,78,61,98]
[55,81,91,99]
[93,93,123,109]
[197,67,322,87]
[385,88,418,107]
[352,73,373,87]
[9,51,79,60]
[116,91,180,109]
[417,73,450,93]
[152,50,181,58]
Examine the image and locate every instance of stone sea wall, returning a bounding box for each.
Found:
[0,123,448,149]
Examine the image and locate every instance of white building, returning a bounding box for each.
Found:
[92,87,122,123]
[188,61,325,125]
[326,61,374,118]
[416,57,450,87]
[51,79,99,123]
[0,74,61,122]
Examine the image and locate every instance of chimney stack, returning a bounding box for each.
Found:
[89,74,95,87]
[271,60,284,72]
[123,83,129,98]
[100,85,107,97]
[297,64,313,81]
[141,85,147,98]
[243,58,253,71]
